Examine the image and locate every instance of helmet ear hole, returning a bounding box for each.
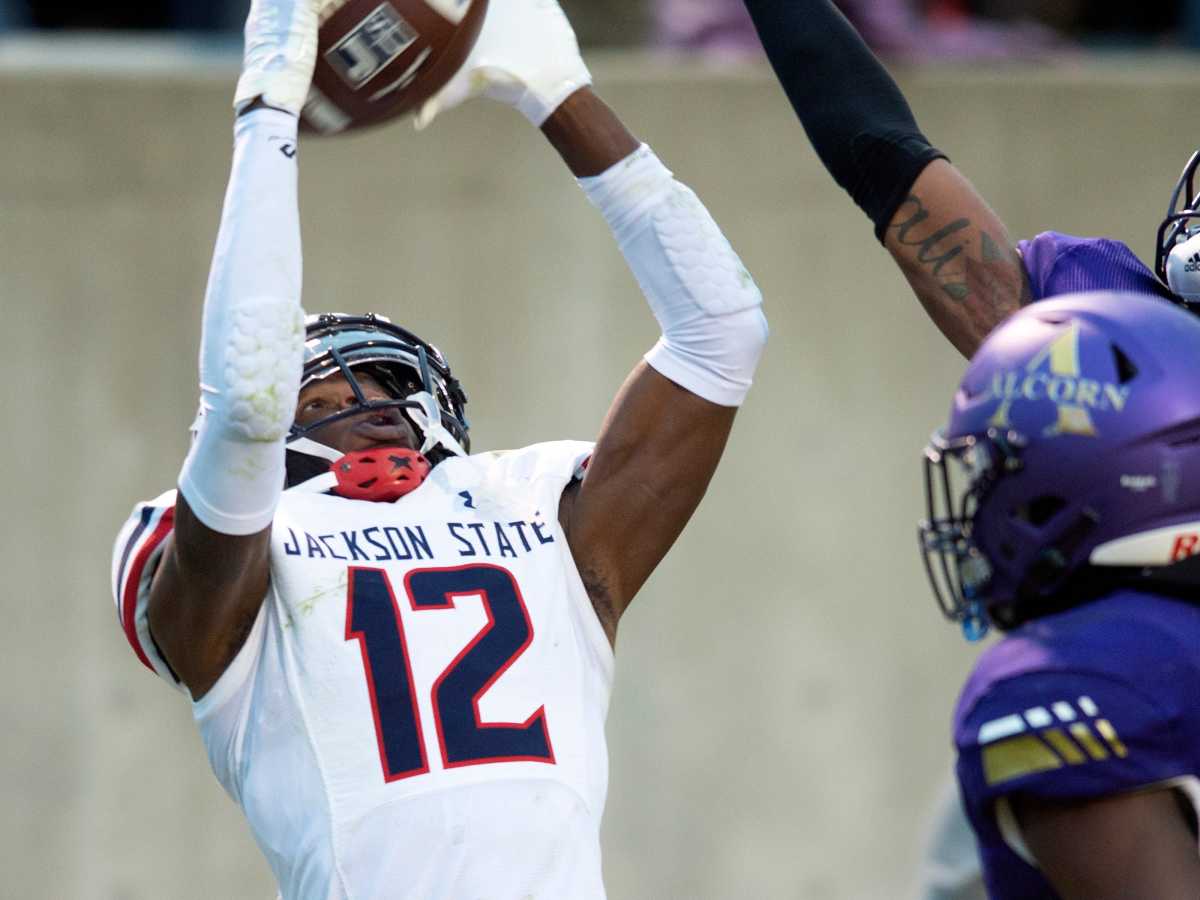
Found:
[1013,495,1067,527]
[1111,345,1138,384]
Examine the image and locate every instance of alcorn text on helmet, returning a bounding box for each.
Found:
[920,291,1200,639]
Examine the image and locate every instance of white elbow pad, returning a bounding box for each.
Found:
[181,299,303,535]
[579,145,767,406]
[209,298,306,443]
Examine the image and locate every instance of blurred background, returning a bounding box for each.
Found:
[3,2,1199,900]
[4,0,1200,52]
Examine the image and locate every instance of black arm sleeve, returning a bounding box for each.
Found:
[742,0,946,241]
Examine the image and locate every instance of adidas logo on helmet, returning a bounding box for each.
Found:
[1165,230,1200,302]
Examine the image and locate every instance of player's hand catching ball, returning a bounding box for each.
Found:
[234,0,318,116]
[414,0,592,129]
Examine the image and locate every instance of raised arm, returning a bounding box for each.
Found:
[742,0,1030,356]
[146,0,315,698]
[544,90,766,636]
[417,2,767,638]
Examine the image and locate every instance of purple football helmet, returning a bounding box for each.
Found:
[919,291,1200,639]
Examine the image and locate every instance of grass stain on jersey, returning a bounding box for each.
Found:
[283,570,349,627]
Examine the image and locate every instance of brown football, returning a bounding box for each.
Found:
[303,0,488,135]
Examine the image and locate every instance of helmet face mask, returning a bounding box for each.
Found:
[919,429,1017,639]
[1157,150,1200,302]
[286,313,470,487]
[919,291,1200,640]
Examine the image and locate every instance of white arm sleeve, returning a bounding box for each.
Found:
[177,109,306,535]
[578,144,768,407]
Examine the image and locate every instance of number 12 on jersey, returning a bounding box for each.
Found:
[345,564,555,782]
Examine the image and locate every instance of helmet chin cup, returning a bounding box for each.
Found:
[1166,229,1200,303]
[284,437,433,501]
[331,447,431,502]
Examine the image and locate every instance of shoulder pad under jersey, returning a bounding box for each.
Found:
[111,490,184,691]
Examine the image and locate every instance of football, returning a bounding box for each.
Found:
[303,0,488,135]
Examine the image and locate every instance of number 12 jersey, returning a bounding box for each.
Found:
[112,441,614,900]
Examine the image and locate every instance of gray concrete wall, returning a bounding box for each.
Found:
[564,0,650,47]
[3,48,1195,899]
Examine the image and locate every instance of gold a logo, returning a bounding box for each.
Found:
[986,323,1130,438]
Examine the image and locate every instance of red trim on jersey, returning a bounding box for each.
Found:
[121,507,175,673]
[344,566,431,783]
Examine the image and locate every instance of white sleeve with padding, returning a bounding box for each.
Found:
[578,144,768,407]
[177,108,306,535]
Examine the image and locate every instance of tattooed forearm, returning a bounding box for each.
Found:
[888,192,1032,355]
[961,230,1033,332]
[890,195,971,297]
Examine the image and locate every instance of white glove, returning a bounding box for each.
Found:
[415,0,592,129]
[234,0,318,116]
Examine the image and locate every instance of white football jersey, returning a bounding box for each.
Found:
[112,441,614,900]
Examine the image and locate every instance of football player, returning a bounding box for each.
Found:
[920,291,1200,899]
[737,1,1200,896]
[110,1,767,898]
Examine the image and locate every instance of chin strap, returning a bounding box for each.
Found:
[405,390,469,457]
[286,437,347,494]
[286,436,340,492]
[288,437,343,463]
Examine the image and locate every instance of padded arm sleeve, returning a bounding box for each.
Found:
[578,145,768,407]
[177,109,306,535]
[742,0,946,240]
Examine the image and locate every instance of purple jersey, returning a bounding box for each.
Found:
[954,591,1200,898]
[1017,231,1173,302]
[949,231,1181,897]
